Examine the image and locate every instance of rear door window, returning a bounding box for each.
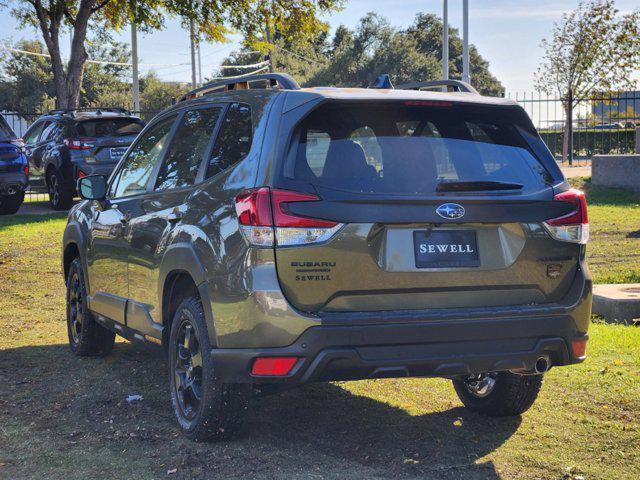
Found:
[289,102,552,195]
[205,103,252,179]
[23,121,46,144]
[154,107,222,191]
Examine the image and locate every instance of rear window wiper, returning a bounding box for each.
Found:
[436,180,524,192]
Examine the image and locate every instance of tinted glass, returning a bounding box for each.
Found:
[290,103,551,195]
[0,117,15,140]
[206,103,252,178]
[111,115,176,198]
[43,122,65,142]
[23,121,49,144]
[155,108,221,191]
[77,118,144,138]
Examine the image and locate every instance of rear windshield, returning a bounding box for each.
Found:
[0,117,16,141]
[76,118,144,138]
[289,102,552,195]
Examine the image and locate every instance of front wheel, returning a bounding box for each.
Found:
[0,191,24,215]
[452,371,543,417]
[168,297,251,441]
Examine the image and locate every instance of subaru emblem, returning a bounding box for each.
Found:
[436,203,465,219]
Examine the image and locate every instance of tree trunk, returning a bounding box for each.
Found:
[31,0,95,110]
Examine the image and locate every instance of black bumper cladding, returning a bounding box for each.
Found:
[211,314,586,384]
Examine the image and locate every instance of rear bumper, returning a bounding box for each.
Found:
[212,273,592,384]
[0,172,28,194]
[72,162,118,183]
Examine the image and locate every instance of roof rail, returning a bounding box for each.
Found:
[396,80,479,95]
[178,73,300,102]
[47,107,133,117]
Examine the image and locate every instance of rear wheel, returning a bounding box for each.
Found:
[66,258,115,356]
[0,191,24,214]
[453,371,543,416]
[48,169,74,210]
[169,297,251,441]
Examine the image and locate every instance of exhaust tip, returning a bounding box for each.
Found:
[534,356,550,374]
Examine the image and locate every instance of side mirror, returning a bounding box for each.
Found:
[78,175,107,201]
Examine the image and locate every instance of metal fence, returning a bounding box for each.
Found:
[507,90,640,165]
[2,92,640,203]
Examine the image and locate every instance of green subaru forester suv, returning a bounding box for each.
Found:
[62,73,592,441]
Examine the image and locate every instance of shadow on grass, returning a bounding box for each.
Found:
[0,342,519,479]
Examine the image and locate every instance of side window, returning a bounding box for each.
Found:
[155,108,221,191]
[40,121,59,141]
[110,115,177,198]
[23,121,46,144]
[205,103,252,179]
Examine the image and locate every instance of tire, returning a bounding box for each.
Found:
[66,257,115,356]
[0,191,24,215]
[48,169,74,210]
[168,296,251,441]
[453,372,543,417]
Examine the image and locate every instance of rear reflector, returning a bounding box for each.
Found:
[571,338,588,359]
[543,189,589,244]
[251,357,299,376]
[235,187,343,247]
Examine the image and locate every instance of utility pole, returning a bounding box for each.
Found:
[442,0,449,81]
[462,0,470,84]
[189,19,197,89]
[197,40,202,87]
[131,21,140,112]
[265,23,274,73]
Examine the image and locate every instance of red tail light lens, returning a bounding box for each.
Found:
[24,164,29,176]
[64,138,95,150]
[251,357,299,376]
[543,189,589,244]
[235,187,273,226]
[77,170,87,179]
[234,187,343,247]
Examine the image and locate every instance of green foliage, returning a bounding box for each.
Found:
[539,128,637,159]
[139,73,189,118]
[535,0,640,102]
[220,12,503,96]
[308,13,503,95]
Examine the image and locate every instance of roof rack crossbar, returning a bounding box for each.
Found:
[396,80,479,95]
[47,107,133,116]
[178,73,300,102]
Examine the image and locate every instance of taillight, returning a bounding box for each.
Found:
[24,164,29,176]
[234,187,343,247]
[64,138,95,150]
[543,189,589,244]
[77,170,86,179]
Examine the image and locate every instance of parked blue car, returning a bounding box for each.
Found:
[0,115,28,214]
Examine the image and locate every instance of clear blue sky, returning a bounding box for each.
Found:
[1,0,638,94]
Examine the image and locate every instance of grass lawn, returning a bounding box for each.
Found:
[0,189,639,479]
[569,177,640,284]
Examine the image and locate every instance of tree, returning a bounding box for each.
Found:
[535,0,640,163]
[305,13,503,95]
[0,38,132,113]
[2,0,340,110]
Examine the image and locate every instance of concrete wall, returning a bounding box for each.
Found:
[592,155,640,191]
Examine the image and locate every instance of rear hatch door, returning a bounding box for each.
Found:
[272,100,579,313]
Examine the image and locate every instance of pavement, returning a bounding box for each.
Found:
[560,165,591,178]
[593,284,640,324]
